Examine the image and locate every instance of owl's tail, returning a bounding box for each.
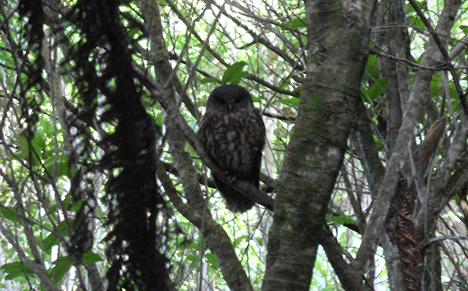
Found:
[213,176,254,213]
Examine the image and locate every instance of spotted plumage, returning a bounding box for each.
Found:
[198,84,265,212]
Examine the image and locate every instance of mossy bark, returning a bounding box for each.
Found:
[262,1,375,290]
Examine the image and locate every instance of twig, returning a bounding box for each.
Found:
[369,46,445,71]
[408,0,468,114]
[422,235,468,249]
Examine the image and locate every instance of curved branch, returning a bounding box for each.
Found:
[156,162,253,291]
[422,235,468,250]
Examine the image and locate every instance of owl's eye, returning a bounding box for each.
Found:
[218,98,227,105]
[233,96,242,103]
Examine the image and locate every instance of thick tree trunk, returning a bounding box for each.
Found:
[261,1,375,290]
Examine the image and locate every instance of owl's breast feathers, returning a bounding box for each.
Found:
[198,108,265,180]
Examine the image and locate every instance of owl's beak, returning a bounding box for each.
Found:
[228,104,232,111]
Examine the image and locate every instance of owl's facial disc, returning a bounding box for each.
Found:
[208,84,253,113]
[216,95,238,112]
[226,95,245,111]
[218,97,227,105]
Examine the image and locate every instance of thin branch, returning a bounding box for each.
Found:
[369,45,445,71]
[165,0,229,67]
[245,75,300,97]
[178,5,223,96]
[448,33,468,60]
[212,2,305,72]
[162,5,210,89]
[0,223,60,291]
[228,0,304,56]
[422,235,468,249]
[408,0,468,114]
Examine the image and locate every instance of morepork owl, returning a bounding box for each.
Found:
[198,84,265,212]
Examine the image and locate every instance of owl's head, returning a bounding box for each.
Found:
[206,84,254,112]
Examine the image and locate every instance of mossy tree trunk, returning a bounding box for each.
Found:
[262,1,376,290]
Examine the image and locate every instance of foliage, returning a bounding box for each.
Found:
[0,0,468,290]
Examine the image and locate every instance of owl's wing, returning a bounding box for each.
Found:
[247,110,266,188]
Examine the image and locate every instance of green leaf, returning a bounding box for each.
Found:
[279,97,300,107]
[460,25,468,34]
[368,77,388,100]
[233,235,246,248]
[0,205,21,224]
[44,155,69,180]
[32,134,46,149]
[405,1,425,13]
[43,234,58,254]
[185,254,196,263]
[128,27,140,39]
[284,17,306,29]
[205,253,218,269]
[200,77,222,85]
[222,61,249,84]
[430,73,441,95]
[1,261,36,280]
[292,86,303,94]
[81,251,103,264]
[48,256,73,284]
[178,240,202,250]
[72,199,84,211]
[40,115,54,135]
[408,15,425,29]
[448,82,459,99]
[360,84,369,100]
[155,111,163,126]
[327,214,355,226]
[256,237,263,246]
[366,54,380,78]
[43,220,75,252]
[16,132,41,166]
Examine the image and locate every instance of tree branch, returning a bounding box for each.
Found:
[320,224,369,291]
[353,0,462,275]
[422,235,468,249]
[408,0,468,114]
[0,223,60,291]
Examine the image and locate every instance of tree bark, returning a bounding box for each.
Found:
[138,1,254,290]
[262,1,376,290]
[354,0,462,285]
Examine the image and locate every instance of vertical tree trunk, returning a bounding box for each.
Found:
[261,1,375,290]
